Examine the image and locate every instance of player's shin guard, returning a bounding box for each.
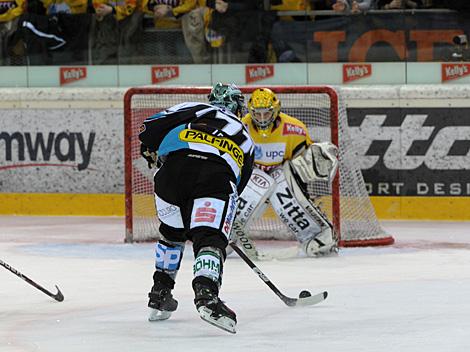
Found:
[148,239,185,321]
[192,247,236,333]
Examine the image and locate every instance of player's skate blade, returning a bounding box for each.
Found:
[148,308,172,321]
[198,306,236,334]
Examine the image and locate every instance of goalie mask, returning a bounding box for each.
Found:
[248,88,281,131]
[208,82,245,118]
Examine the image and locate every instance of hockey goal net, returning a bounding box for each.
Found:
[124,86,394,247]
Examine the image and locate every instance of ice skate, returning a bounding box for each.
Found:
[148,284,178,321]
[193,279,237,334]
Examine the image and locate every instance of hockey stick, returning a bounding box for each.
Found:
[229,242,327,307]
[0,259,64,302]
[232,225,300,261]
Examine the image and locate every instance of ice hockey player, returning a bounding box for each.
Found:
[138,82,254,334]
[236,87,339,258]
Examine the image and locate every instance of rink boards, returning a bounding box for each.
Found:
[0,86,469,220]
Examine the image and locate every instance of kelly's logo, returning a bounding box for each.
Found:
[152,66,179,84]
[0,131,95,171]
[343,64,372,83]
[245,64,274,83]
[179,129,244,167]
[441,63,470,82]
[60,67,87,85]
[283,123,307,136]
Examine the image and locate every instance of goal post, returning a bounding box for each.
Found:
[124,86,394,247]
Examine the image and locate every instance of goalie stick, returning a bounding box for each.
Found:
[0,259,64,302]
[229,242,327,307]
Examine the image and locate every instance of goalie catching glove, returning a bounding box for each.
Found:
[290,142,339,185]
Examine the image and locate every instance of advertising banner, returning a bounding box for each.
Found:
[272,12,469,63]
[0,109,123,193]
[348,108,470,196]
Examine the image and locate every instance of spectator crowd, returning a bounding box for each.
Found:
[0,0,468,65]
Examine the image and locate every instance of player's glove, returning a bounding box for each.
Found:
[140,145,159,169]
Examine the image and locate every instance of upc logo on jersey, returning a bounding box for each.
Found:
[195,201,217,223]
[245,64,274,83]
[343,64,372,83]
[60,67,87,85]
[441,63,470,82]
[282,123,306,136]
[254,143,285,164]
[151,66,179,84]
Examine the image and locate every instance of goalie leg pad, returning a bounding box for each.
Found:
[302,227,338,257]
[269,164,337,256]
[229,168,276,258]
[235,168,276,231]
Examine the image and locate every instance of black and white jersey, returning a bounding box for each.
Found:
[139,102,255,193]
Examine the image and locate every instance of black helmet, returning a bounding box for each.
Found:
[208,82,245,117]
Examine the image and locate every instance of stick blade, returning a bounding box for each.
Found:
[53,285,65,302]
[295,291,328,307]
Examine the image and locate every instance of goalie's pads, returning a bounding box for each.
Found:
[235,168,276,230]
[268,163,338,256]
[290,142,339,185]
[230,168,276,258]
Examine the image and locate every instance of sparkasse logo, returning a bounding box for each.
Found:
[152,66,179,84]
[343,64,372,83]
[441,63,470,82]
[245,64,274,83]
[60,67,87,85]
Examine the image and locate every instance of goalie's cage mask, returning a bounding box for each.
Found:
[248,88,281,131]
[208,82,245,118]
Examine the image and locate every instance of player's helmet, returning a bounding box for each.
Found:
[208,82,245,118]
[248,88,281,130]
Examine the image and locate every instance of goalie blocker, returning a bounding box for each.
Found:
[233,143,339,257]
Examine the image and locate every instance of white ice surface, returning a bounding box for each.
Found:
[1,217,470,352]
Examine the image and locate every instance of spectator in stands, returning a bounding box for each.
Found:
[181,1,211,63]
[376,0,423,9]
[330,0,374,13]
[433,0,470,11]
[268,0,313,63]
[90,0,141,64]
[206,0,265,63]
[140,0,211,64]
[0,0,25,65]
[16,0,92,65]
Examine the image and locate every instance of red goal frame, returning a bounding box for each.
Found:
[124,86,394,247]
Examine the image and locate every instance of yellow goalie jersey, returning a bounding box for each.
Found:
[242,112,312,169]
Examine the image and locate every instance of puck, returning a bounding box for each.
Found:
[299,290,311,298]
